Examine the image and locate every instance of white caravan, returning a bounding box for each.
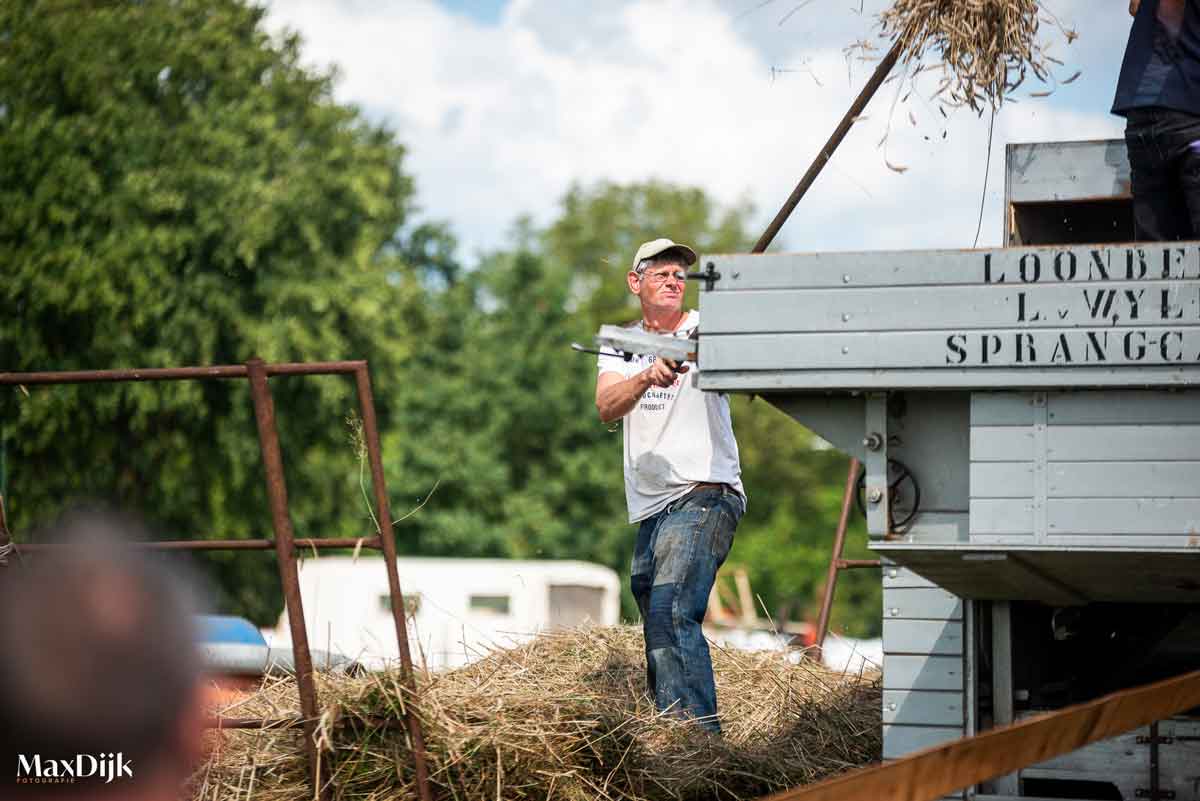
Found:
[270,556,621,671]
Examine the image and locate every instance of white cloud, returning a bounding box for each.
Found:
[265,0,1129,259]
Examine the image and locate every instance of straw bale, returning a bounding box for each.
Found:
[195,625,881,800]
[870,0,1076,110]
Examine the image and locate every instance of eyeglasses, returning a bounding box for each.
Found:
[637,269,687,286]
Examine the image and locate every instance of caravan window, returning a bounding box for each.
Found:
[379,593,421,617]
[548,584,605,629]
[468,595,510,615]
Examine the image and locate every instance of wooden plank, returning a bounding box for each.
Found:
[876,545,1200,603]
[702,327,1200,371]
[1046,498,1200,535]
[703,240,1194,292]
[694,366,1200,392]
[702,281,1200,335]
[971,428,1035,462]
[1042,533,1200,549]
[970,499,1035,535]
[1048,425,1200,461]
[760,669,1200,801]
[882,725,964,760]
[1047,389,1200,425]
[970,393,1036,426]
[882,566,939,589]
[883,654,964,692]
[903,512,970,544]
[883,690,965,727]
[883,587,963,621]
[1048,461,1200,498]
[883,620,964,656]
[970,463,1034,498]
[1006,139,1131,204]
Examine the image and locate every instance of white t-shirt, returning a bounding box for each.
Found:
[597,310,746,523]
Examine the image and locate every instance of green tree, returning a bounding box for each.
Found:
[0,0,450,622]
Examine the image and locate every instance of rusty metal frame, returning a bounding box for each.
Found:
[0,358,433,801]
[811,458,880,661]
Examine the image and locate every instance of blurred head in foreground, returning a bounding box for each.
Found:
[0,508,206,799]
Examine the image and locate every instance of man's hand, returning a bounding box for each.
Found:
[644,357,688,388]
[1130,0,1140,16]
[596,358,690,423]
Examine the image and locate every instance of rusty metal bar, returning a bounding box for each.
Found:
[835,559,881,570]
[245,358,325,799]
[353,364,434,801]
[752,40,902,253]
[0,360,365,386]
[759,669,1200,801]
[813,458,861,661]
[14,536,382,552]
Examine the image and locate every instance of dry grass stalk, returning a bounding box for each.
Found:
[868,0,1077,111]
[195,625,881,801]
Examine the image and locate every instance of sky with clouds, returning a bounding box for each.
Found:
[263,0,1131,261]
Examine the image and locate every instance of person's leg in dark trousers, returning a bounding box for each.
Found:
[1125,108,1200,241]
[1126,109,1188,241]
[630,487,741,733]
[1156,109,1200,237]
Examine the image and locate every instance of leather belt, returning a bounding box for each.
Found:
[691,482,733,494]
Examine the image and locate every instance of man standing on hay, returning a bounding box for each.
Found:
[594,238,746,735]
[1115,0,1200,240]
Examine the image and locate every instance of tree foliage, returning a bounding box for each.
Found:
[1,0,880,637]
[0,0,448,621]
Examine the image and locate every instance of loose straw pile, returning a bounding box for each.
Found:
[194,625,881,801]
[875,0,1077,111]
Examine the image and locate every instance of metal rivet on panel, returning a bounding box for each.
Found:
[842,274,851,284]
[841,346,850,355]
[886,702,897,712]
[889,607,900,617]
[841,313,852,322]
[887,569,898,578]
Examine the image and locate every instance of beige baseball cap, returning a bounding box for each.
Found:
[631,238,697,272]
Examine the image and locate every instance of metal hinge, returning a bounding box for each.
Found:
[686,261,722,291]
[1137,735,1174,745]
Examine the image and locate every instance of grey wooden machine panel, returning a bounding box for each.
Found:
[970,390,1200,548]
[881,566,966,766]
[697,243,1200,392]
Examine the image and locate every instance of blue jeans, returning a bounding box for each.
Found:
[630,485,742,733]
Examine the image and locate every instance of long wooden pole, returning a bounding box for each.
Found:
[752,40,902,253]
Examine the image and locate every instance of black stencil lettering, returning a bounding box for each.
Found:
[1161,288,1184,320]
[983,252,1004,283]
[1054,251,1077,281]
[980,334,1002,364]
[1015,333,1036,363]
[1162,247,1187,279]
[1019,253,1041,283]
[1123,330,1147,360]
[1088,249,1110,280]
[1050,334,1074,363]
[1125,288,1145,319]
[1017,291,1042,322]
[945,334,967,364]
[1085,331,1109,362]
[1160,331,1184,361]
[1126,248,1148,280]
[1084,288,1118,319]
